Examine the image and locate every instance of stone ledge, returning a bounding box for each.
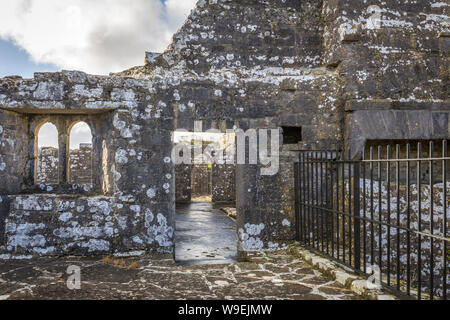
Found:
[287,244,398,301]
[345,100,450,112]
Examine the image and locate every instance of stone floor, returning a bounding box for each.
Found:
[0,202,360,300]
[0,252,360,300]
[175,202,237,266]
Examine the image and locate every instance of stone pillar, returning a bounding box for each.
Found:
[236,128,297,258]
[57,121,68,185]
[212,164,236,204]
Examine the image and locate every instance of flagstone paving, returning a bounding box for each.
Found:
[0,252,360,300]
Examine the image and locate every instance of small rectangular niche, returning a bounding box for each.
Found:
[282,126,302,145]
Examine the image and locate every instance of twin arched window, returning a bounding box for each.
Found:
[35,121,93,186]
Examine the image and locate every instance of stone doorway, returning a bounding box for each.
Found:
[173,130,237,265]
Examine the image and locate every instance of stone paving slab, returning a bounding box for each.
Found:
[0,253,360,300]
[175,202,237,266]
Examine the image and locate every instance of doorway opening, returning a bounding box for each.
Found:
[173,130,237,265]
[173,131,236,204]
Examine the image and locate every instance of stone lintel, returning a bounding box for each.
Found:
[0,106,116,115]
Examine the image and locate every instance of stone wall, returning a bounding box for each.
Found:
[175,164,191,203]
[0,0,448,257]
[329,0,450,157]
[36,147,59,185]
[0,71,175,256]
[212,164,236,204]
[237,149,297,253]
[191,165,211,198]
[333,179,449,298]
[69,144,93,185]
[0,108,29,195]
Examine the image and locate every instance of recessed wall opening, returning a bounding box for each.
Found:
[173,130,237,266]
[35,122,59,185]
[68,121,93,185]
[282,126,302,145]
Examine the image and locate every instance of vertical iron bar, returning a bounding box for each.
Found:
[378,146,383,281]
[315,152,319,250]
[307,152,312,246]
[336,152,340,260]
[349,151,353,266]
[387,145,391,286]
[406,143,411,296]
[429,141,434,300]
[320,152,324,252]
[300,154,304,243]
[300,156,304,242]
[354,161,361,271]
[304,153,308,244]
[443,140,447,301]
[331,151,335,259]
[305,153,308,245]
[363,147,367,273]
[418,142,422,300]
[325,151,329,255]
[312,152,316,248]
[370,147,375,266]
[396,144,401,292]
[342,152,346,263]
[295,161,301,241]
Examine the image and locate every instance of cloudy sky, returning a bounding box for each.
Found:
[37,122,93,150]
[1,0,197,149]
[0,0,197,77]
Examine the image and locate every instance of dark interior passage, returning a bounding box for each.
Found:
[175,202,237,265]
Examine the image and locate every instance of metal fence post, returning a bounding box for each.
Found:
[353,162,361,271]
[294,162,301,241]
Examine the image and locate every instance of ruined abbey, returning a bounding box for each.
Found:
[0,0,448,263]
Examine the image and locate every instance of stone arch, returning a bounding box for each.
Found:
[35,121,59,185]
[67,121,93,185]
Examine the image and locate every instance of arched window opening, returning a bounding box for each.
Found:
[36,122,59,185]
[68,122,93,185]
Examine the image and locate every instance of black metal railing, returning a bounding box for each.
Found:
[294,140,449,300]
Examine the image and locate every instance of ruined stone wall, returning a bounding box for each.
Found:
[0,108,29,194]
[119,0,342,151]
[191,165,211,198]
[36,147,59,185]
[321,0,450,156]
[212,164,235,203]
[164,0,324,72]
[0,71,175,256]
[175,164,191,203]
[237,150,297,252]
[114,0,350,251]
[69,144,93,185]
[0,0,448,256]
[0,109,29,246]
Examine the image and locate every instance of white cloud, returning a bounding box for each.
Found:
[69,122,92,150]
[37,122,58,148]
[0,0,197,75]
